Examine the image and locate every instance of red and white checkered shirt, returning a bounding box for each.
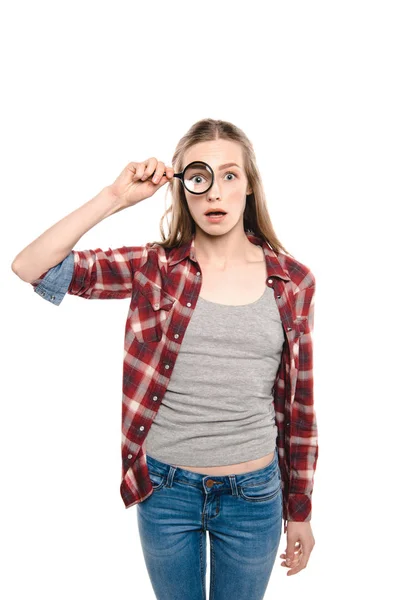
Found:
[31,230,318,528]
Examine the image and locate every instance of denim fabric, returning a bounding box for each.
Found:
[33,252,74,305]
[137,446,282,600]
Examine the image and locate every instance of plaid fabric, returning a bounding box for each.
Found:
[31,231,318,527]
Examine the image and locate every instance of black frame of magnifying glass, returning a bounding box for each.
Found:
[163,161,214,195]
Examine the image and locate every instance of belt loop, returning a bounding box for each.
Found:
[229,474,239,496]
[166,465,176,488]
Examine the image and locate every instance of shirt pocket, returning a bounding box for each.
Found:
[130,282,176,344]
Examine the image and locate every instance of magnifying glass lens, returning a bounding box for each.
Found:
[183,162,213,194]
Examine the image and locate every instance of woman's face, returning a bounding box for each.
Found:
[182,139,252,236]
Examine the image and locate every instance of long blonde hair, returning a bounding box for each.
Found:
[150,118,293,257]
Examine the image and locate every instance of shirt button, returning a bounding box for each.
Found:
[165,364,170,369]
[51,295,55,300]
[196,272,201,276]
[152,395,158,401]
[139,426,144,431]
[277,295,281,299]
[174,334,179,339]
[187,302,191,307]
[154,303,159,309]
[127,453,133,459]
[287,327,292,331]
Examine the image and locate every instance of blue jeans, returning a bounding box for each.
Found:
[137,446,282,599]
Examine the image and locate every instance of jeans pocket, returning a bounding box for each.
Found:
[148,470,167,491]
[239,468,281,503]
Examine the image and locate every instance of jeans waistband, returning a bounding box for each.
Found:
[145,446,279,489]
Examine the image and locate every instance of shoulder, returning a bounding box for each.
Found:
[277,252,316,291]
[145,242,167,259]
[143,242,171,269]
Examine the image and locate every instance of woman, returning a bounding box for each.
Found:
[12,118,318,599]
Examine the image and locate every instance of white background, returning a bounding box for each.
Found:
[2,1,399,598]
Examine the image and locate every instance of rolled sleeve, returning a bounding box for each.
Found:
[33,252,74,305]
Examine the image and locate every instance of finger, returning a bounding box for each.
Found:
[130,162,145,181]
[283,552,305,575]
[287,553,305,575]
[280,548,302,561]
[281,549,303,564]
[285,546,297,564]
[280,556,302,567]
[280,547,303,568]
[298,545,312,569]
[141,157,158,181]
[280,558,302,572]
[151,161,165,183]
[282,543,312,575]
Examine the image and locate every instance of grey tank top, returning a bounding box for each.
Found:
[145,283,285,466]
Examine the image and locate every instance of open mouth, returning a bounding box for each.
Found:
[205,213,227,221]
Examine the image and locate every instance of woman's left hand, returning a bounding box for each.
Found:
[280,521,315,576]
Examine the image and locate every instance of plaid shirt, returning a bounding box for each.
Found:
[31,231,318,527]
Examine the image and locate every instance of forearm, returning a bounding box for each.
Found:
[11,186,123,283]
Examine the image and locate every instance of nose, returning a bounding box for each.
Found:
[207,178,221,199]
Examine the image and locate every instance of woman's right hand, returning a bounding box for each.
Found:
[108,158,174,208]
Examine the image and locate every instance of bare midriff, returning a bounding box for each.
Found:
[174,452,276,476]
[174,242,276,476]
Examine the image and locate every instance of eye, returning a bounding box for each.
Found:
[190,175,206,184]
[224,171,237,181]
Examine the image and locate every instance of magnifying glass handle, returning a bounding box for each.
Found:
[162,171,180,178]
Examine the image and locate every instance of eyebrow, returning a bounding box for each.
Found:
[217,162,242,170]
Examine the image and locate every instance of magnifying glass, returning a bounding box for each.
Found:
[162,161,214,195]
